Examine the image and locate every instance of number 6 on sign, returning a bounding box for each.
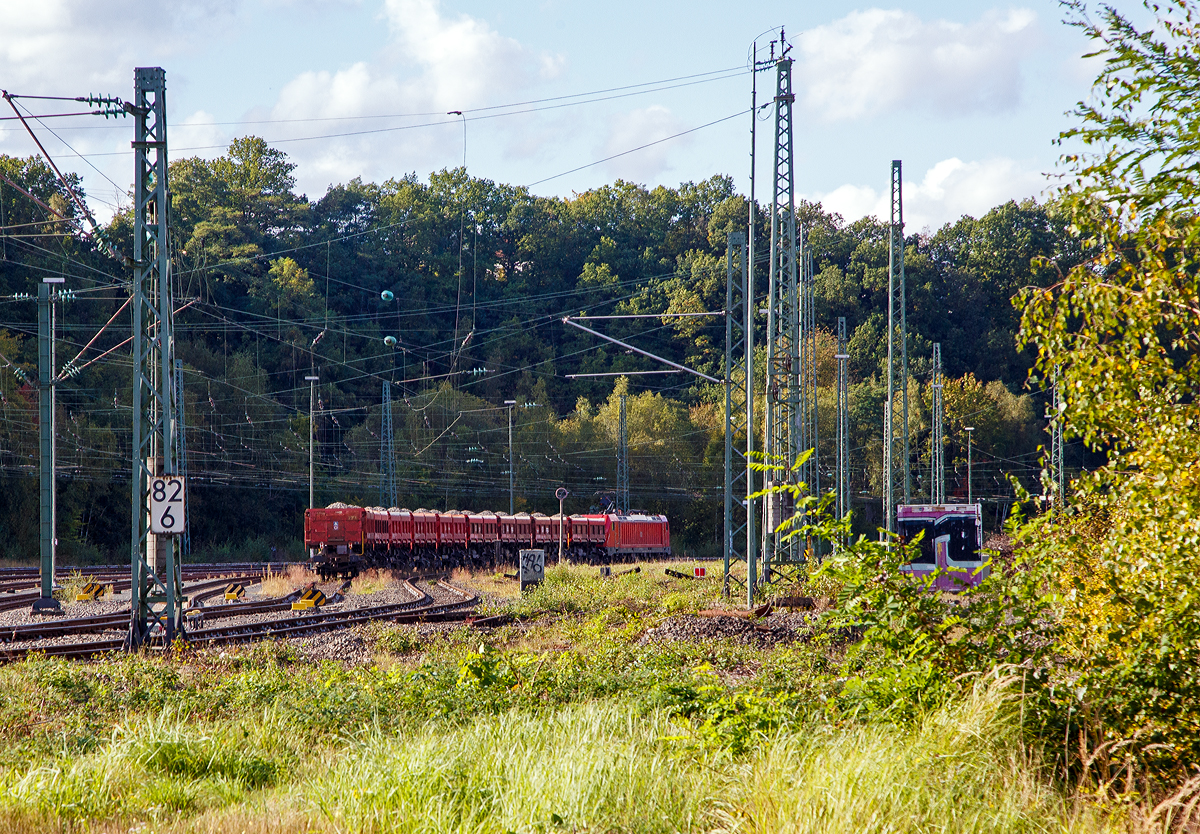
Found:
[150,476,186,534]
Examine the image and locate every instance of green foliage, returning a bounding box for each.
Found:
[1014,0,1200,779]
[660,666,806,756]
[805,514,1056,720]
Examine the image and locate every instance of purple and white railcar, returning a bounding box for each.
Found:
[896,503,987,590]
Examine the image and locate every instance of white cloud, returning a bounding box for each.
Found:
[0,0,238,93]
[797,7,1039,121]
[0,0,570,209]
[382,0,552,109]
[250,0,566,193]
[0,0,241,219]
[813,157,1048,230]
[173,110,226,155]
[598,105,686,183]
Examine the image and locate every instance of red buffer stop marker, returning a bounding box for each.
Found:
[694,567,706,578]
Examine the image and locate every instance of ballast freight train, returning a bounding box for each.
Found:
[305,504,670,577]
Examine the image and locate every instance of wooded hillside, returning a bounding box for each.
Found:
[0,144,1075,560]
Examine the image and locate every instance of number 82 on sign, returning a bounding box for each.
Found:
[150,476,186,534]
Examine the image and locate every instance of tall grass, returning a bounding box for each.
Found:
[309,683,1116,834]
[486,561,722,619]
[715,679,1115,834]
[0,709,295,830]
[0,685,1124,833]
[259,564,312,597]
[350,569,396,595]
[309,702,707,834]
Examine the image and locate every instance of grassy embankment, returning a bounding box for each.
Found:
[0,563,1120,833]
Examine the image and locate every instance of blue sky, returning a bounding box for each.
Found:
[0,0,1145,229]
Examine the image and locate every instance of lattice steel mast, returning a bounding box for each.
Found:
[762,32,801,576]
[882,160,910,534]
[930,343,944,504]
[723,231,754,597]
[129,67,182,647]
[799,242,817,501]
[380,381,396,507]
[617,392,629,514]
[174,358,190,555]
[1050,374,1064,506]
[835,317,850,539]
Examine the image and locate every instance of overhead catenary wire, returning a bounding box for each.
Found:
[525,109,747,187]
[0,66,746,135]
[0,73,1054,514]
[20,105,127,207]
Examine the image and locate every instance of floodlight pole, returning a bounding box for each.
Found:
[556,487,568,564]
[965,426,975,504]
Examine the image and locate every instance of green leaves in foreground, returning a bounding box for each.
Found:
[1017,0,1200,780]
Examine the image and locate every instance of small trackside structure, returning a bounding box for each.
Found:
[896,503,986,590]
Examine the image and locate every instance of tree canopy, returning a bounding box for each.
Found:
[0,128,1069,560]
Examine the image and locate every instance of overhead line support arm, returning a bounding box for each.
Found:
[561,317,721,383]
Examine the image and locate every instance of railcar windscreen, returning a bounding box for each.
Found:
[943,517,980,564]
[898,520,936,564]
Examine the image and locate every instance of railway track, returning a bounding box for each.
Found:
[0,578,478,663]
[0,575,270,642]
[0,564,294,613]
[0,562,292,579]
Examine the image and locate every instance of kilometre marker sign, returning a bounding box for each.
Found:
[149,476,186,534]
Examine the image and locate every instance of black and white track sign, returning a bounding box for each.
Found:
[519,549,545,592]
[149,476,186,534]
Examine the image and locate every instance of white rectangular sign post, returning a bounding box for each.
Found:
[519,549,545,592]
[149,476,186,534]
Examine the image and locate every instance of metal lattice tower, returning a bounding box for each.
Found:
[1051,375,1064,506]
[380,382,396,507]
[174,359,190,556]
[617,393,629,514]
[129,67,182,646]
[762,34,801,576]
[835,317,850,537]
[931,343,945,505]
[723,231,756,598]
[882,160,910,535]
[799,240,818,500]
